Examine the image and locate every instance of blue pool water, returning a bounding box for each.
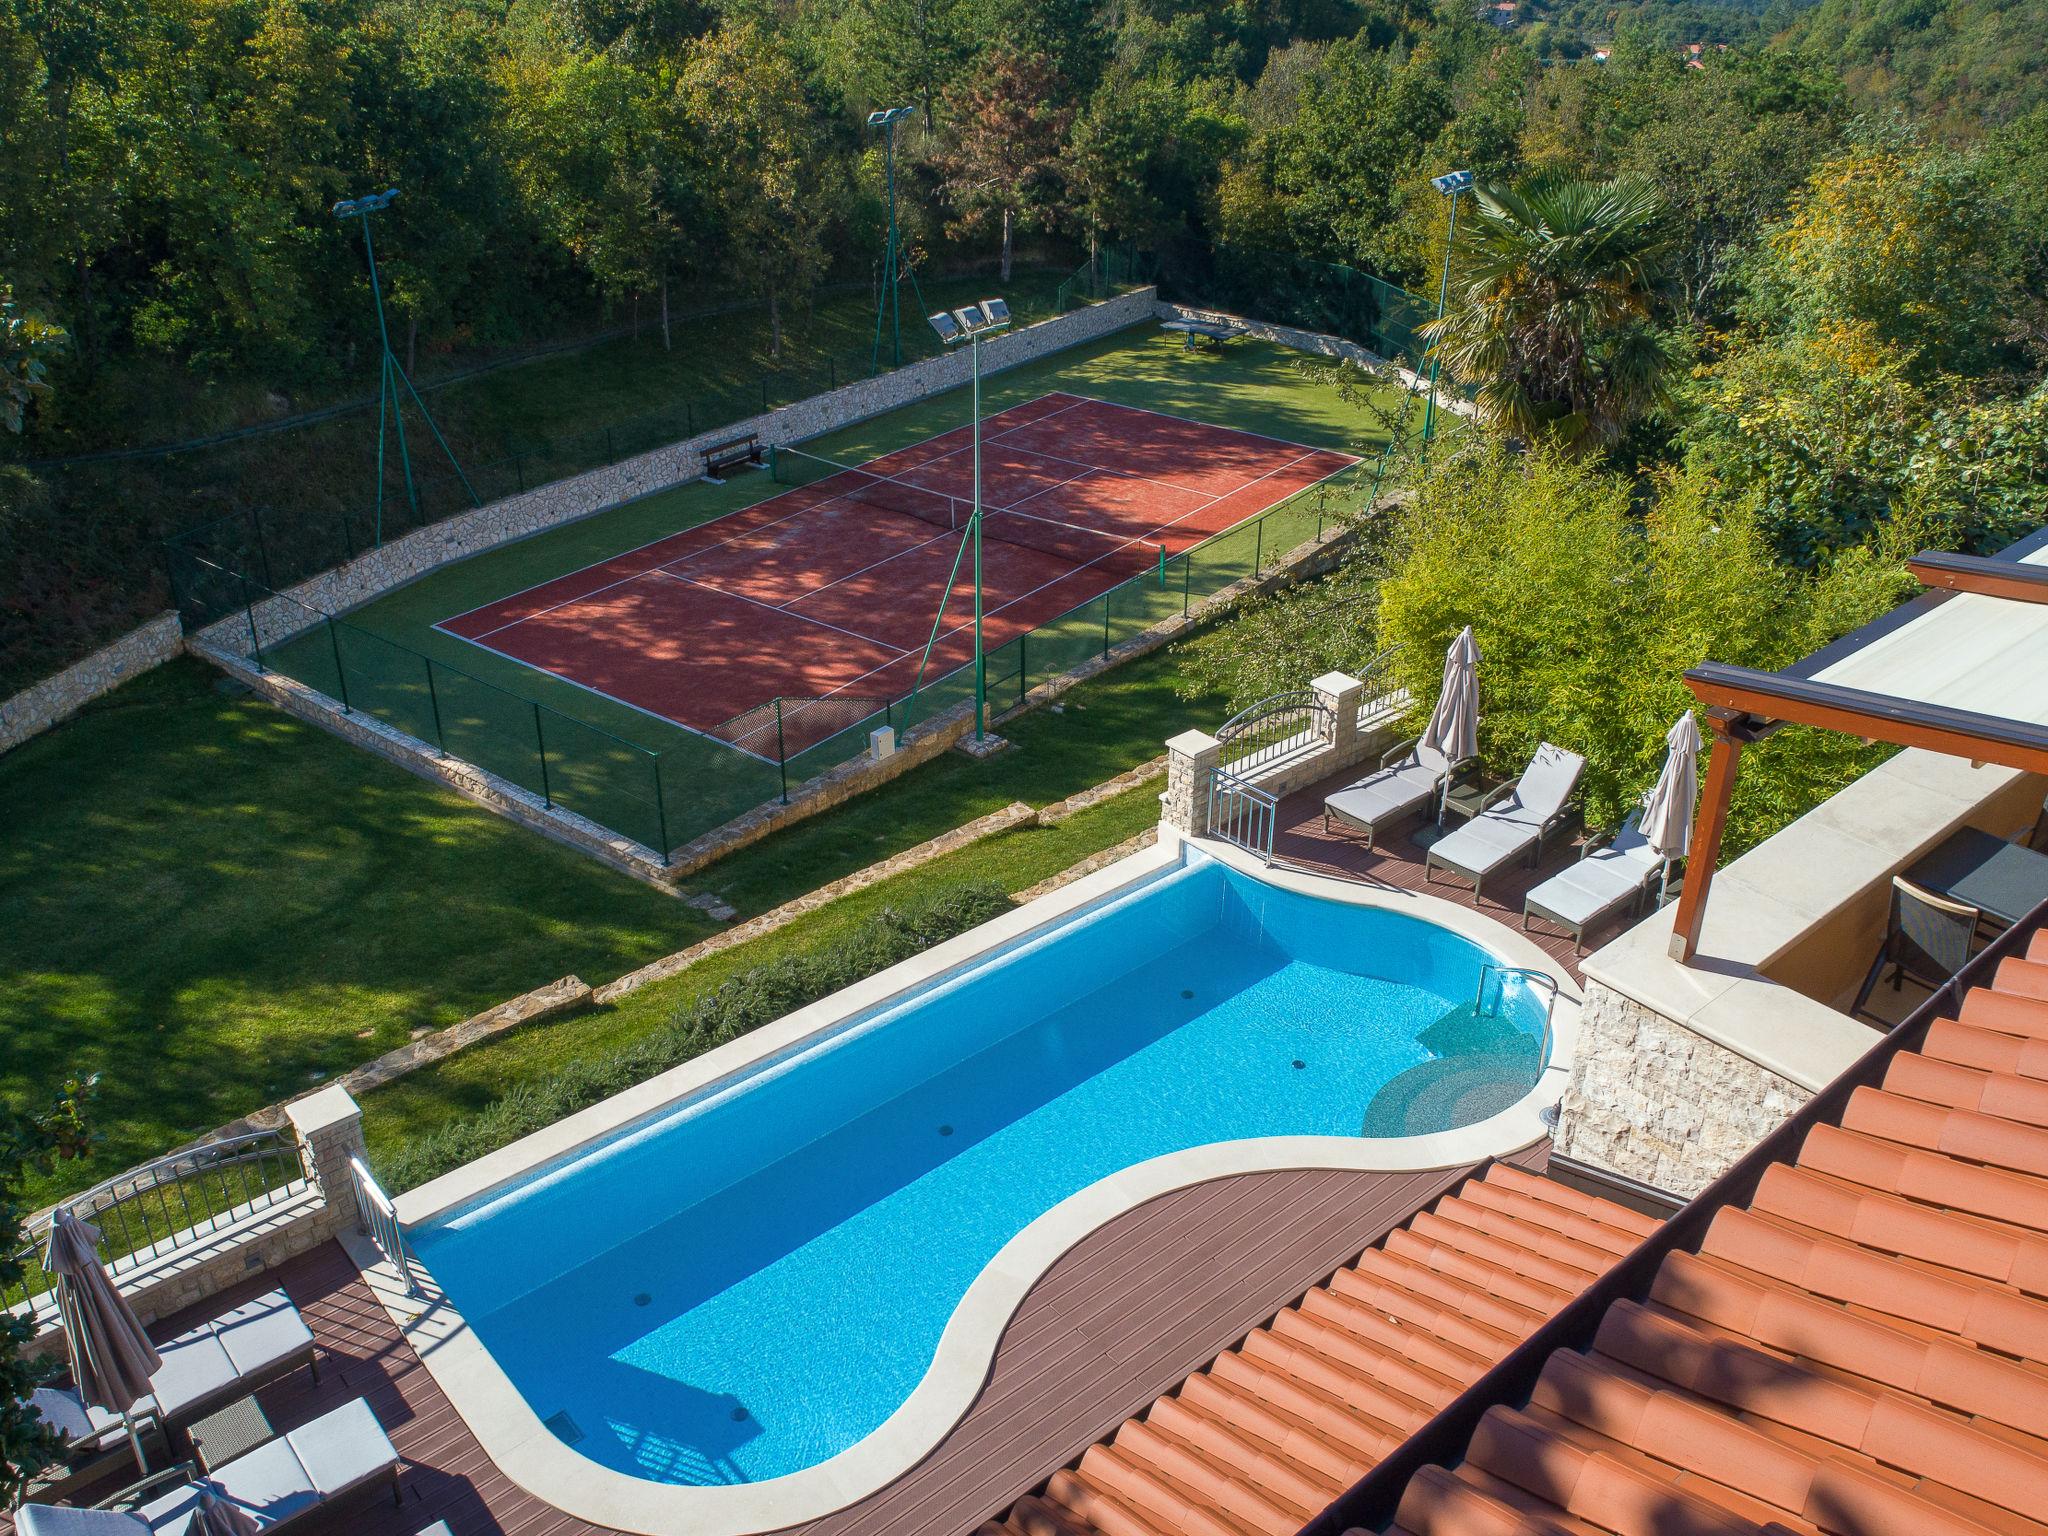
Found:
[410,854,1545,1487]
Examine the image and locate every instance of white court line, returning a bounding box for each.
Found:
[1063,390,1359,459]
[649,568,914,655]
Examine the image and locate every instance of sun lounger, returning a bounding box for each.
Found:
[1425,743,1586,904]
[14,1398,401,1535]
[17,1389,170,1506]
[1523,811,1667,952]
[147,1289,317,1426]
[1323,738,1474,851]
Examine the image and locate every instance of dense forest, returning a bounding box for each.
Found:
[1,0,2045,696]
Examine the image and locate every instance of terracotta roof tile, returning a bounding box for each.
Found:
[1315,918,2048,1536]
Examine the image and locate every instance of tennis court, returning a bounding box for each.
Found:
[436,393,1354,756]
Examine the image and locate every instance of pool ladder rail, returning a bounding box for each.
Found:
[1473,963,1561,1075]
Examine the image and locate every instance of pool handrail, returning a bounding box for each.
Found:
[1472,962,1561,1072]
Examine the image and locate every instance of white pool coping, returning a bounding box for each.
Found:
[365,836,1579,1536]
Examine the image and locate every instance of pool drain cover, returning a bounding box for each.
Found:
[1292,1060,1306,1070]
[938,1124,954,1136]
[1181,989,1195,999]
[543,1410,586,1446]
[731,1406,749,1422]
[633,1292,651,1307]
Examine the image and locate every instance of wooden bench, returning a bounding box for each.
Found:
[700,432,764,483]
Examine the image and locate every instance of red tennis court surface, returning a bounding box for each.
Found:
[437,393,1354,752]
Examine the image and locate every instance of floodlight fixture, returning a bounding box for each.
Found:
[332,188,399,219]
[1422,170,1476,449]
[927,310,962,344]
[1430,169,1474,197]
[978,297,1011,327]
[866,105,916,128]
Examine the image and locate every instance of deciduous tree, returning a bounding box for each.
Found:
[932,49,1072,283]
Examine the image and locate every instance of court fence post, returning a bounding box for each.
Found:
[1018,633,1028,707]
[533,704,553,807]
[423,657,446,753]
[252,508,277,591]
[326,619,351,711]
[1101,594,1112,658]
[242,573,265,672]
[775,700,789,804]
[1254,518,1264,575]
[1183,556,1192,618]
[652,754,670,864]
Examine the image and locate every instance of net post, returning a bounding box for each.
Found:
[533,704,553,807]
[326,619,351,711]
[423,656,446,753]
[652,753,670,864]
[775,700,789,804]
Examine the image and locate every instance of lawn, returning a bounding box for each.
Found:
[0,659,714,1206]
[258,325,1401,856]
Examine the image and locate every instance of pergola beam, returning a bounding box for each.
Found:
[1909,550,2048,606]
[1667,663,2048,963]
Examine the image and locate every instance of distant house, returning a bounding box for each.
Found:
[1481,0,1517,26]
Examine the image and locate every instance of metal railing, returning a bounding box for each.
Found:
[351,1158,420,1298]
[1352,643,1407,727]
[1215,689,1333,776]
[1473,962,1562,1071]
[4,1128,309,1321]
[1205,765,1281,864]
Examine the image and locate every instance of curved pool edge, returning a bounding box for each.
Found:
[368,844,1579,1536]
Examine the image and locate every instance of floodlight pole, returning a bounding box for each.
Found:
[1423,171,1472,448]
[970,327,986,739]
[334,187,478,548]
[868,106,915,374]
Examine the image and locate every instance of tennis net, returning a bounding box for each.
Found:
[772,444,1162,577]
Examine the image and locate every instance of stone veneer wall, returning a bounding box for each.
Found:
[197,287,1160,660]
[1551,980,1813,1199]
[1,611,184,753]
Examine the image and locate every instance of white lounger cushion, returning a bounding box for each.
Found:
[1528,819,1663,925]
[140,1399,396,1534]
[25,1386,146,1453]
[1430,743,1585,877]
[150,1290,312,1421]
[14,1509,150,1536]
[1324,745,1452,829]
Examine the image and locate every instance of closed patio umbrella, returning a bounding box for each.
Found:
[194,1486,261,1536]
[46,1207,163,1472]
[1419,626,1480,819]
[1639,712,1702,902]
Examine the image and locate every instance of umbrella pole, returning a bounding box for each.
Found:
[123,1408,147,1473]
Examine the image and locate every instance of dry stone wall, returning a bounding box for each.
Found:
[1552,980,1813,1198]
[1,611,183,752]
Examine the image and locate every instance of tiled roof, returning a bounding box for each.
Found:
[980,1164,1657,1536]
[1350,926,2048,1536]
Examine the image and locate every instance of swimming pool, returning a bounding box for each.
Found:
[405,848,1559,1499]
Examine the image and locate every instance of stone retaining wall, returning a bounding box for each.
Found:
[1551,980,1813,1198]
[198,288,1159,660]
[1,611,184,753]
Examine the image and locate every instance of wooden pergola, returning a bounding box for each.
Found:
[1670,549,2048,962]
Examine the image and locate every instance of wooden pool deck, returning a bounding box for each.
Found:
[5,1154,1551,1536]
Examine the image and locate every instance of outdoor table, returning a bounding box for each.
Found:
[1904,825,2048,928]
[1160,318,1243,351]
[185,1392,274,1473]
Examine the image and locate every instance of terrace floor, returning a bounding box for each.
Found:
[6,1153,1548,1536]
[1262,766,1615,983]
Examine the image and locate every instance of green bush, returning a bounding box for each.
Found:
[378,879,1013,1192]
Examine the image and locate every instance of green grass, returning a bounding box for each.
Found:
[261,326,1401,854]
[0,659,714,1206]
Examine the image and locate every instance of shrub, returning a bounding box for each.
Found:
[378,880,1013,1192]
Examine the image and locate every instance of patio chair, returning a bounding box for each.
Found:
[1322,737,1477,852]
[1424,743,1586,906]
[1850,875,1981,1021]
[147,1289,319,1428]
[13,1398,401,1536]
[14,1389,170,1508]
[1522,811,1667,954]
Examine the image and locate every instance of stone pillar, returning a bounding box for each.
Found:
[1310,671,1364,765]
[287,1086,368,1236]
[1163,729,1223,835]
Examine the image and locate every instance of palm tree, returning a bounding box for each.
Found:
[1423,174,1677,450]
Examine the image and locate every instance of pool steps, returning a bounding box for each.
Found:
[980,1163,1654,1536]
